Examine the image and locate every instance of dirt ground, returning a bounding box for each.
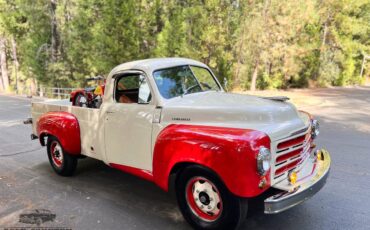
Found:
[236,85,365,109]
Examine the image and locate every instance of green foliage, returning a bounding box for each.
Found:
[0,0,369,91]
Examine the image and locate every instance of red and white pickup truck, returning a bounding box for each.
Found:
[29,58,331,230]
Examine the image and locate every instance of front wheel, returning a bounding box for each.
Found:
[47,136,77,176]
[176,165,248,230]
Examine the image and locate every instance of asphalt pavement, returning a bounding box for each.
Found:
[0,87,369,230]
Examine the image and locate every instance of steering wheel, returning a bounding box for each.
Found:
[184,84,201,95]
[200,82,212,89]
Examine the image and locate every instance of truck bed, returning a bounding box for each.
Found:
[31,99,104,160]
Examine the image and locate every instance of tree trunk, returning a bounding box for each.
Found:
[250,60,259,91]
[0,74,4,92]
[11,37,19,94]
[50,0,60,62]
[0,37,9,92]
[321,20,328,49]
[316,15,330,79]
[233,8,248,89]
[30,78,37,96]
[233,26,245,89]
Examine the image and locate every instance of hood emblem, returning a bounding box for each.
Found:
[172,117,191,121]
[260,96,290,102]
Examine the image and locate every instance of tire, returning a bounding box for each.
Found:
[47,136,77,176]
[73,93,87,107]
[176,165,248,230]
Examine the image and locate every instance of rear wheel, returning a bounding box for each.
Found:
[73,93,87,107]
[47,136,77,176]
[176,165,248,230]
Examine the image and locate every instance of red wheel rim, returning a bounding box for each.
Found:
[185,177,223,222]
[50,141,63,168]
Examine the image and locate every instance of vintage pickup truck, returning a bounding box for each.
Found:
[29,58,330,230]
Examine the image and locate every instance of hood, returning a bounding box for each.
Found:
[161,91,310,141]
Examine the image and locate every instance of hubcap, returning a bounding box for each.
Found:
[186,177,222,222]
[50,141,63,168]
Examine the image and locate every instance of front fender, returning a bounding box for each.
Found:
[153,124,271,198]
[37,111,81,155]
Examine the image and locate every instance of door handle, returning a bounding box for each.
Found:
[106,111,115,114]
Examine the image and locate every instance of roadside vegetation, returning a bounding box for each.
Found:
[0,0,369,93]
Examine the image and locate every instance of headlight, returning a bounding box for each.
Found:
[257,147,271,175]
[311,119,320,139]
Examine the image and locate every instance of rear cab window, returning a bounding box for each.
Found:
[115,74,151,104]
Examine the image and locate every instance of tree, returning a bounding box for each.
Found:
[0,0,369,92]
[234,0,318,90]
[0,36,9,91]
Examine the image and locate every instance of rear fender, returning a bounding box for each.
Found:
[70,89,85,103]
[37,112,81,155]
[152,124,271,198]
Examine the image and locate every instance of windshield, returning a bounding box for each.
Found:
[153,65,221,99]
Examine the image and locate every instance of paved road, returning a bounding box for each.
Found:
[0,88,369,230]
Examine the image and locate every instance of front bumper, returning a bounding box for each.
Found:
[264,149,331,214]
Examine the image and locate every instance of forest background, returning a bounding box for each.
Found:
[0,0,369,94]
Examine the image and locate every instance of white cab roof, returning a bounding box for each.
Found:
[110,57,209,74]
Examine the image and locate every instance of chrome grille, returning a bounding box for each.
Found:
[271,126,312,183]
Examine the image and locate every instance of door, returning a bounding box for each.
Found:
[104,73,156,171]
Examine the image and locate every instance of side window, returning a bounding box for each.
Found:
[115,74,151,104]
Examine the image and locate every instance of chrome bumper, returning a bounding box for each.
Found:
[264,149,331,214]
